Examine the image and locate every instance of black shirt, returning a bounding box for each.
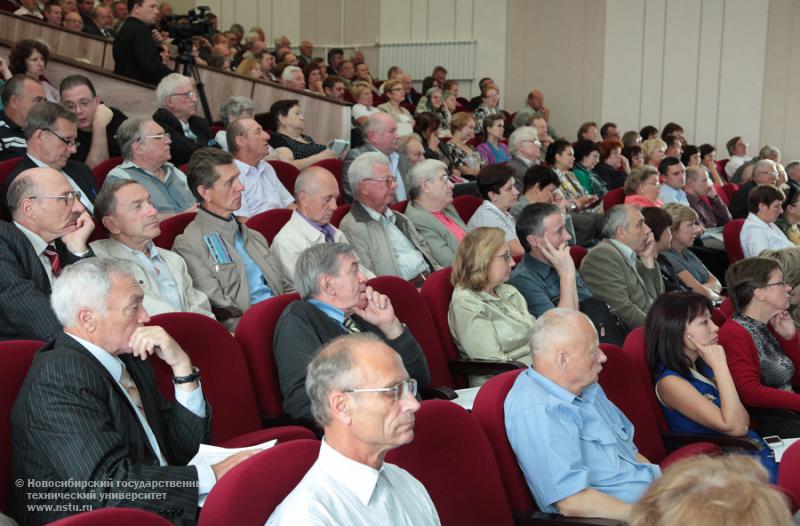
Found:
[70,107,128,164]
[0,110,27,162]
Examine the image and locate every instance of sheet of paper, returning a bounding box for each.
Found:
[770,436,800,463]
[448,387,481,411]
[190,439,277,506]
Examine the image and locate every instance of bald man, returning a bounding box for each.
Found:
[505,309,659,522]
[0,168,95,340]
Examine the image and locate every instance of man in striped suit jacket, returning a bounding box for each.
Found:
[10,258,252,525]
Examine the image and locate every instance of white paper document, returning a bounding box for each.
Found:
[189,439,278,505]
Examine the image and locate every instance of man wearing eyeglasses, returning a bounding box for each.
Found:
[60,74,127,169]
[152,73,219,167]
[0,75,46,162]
[1,101,98,220]
[0,167,95,341]
[268,333,439,525]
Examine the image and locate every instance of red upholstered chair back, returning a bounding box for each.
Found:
[147,313,262,445]
[49,508,173,525]
[390,199,408,213]
[471,368,535,513]
[268,160,301,195]
[711,306,728,327]
[452,195,482,223]
[723,218,745,263]
[235,293,300,418]
[779,441,800,512]
[569,245,588,267]
[419,267,459,363]
[0,156,22,187]
[719,297,734,318]
[0,340,42,513]
[367,276,453,388]
[246,208,293,244]
[199,439,320,526]
[385,400,515,526]
[602,187,626,211]
[311,158,346,204]
[600,337,669,462]
[330,203,351,228]
[722,182,739,203]
[714,184,731,206]
[90,156,123,188]
[153,212,196,249]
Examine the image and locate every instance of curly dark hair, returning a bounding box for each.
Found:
[9,39,50,76]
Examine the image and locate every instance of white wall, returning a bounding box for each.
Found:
[196,0,301,45]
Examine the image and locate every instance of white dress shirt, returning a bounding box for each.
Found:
[740,212,794,257]
[234,158,294,217]
[266,438,440,526]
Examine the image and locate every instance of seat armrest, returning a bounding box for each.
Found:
[513,511,625,526]
[262,417,322,438]
[420,385,458,400]
[662,432,760,452]
[448,359,527,376]
[748,407,800,434]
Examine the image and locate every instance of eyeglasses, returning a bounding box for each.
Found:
[495,251,512,263]
[43,128,80,148]
[170,90,197,99]
[342,378,417,401]
[140,132,171,142]
[762,280,789,289]
[63,98,95,112]
[364,176,396,186]
[30,191,82,207]
[521,139,541,147]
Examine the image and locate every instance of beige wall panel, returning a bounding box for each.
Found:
[582,1,606,127]
[661,0,701,142]
[233,0,260,38]
[381,0,412,42]
[410,0,429,42]
[472,0,507,101]
[601,0,645,133]
[761,0,797,158]
[694,0,724,147]
[344,0,380,45]
[453,0,474,41]
[429,0,458,41]
[504,0,527,107]
[640,0,666,127]
[271,0,301,44]
[777,3,800,161]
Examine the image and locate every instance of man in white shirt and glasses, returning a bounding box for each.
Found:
[268,332,441,525]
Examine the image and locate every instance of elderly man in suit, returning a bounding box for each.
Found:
[1,101,98,219]
[339,153,439,284]
[404,158,469,267]
[10,257,253,525]
[90,179,214,318]
[0,167,94,341]
[579,205,663,329]
[343,112,410,201]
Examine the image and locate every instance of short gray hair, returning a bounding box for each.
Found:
[786,161,800,180]
[508,126,537,155]
[116,117,149,160]
[348,152,390,195]
[281,65,302,83]
[530,308,596,359]
[50,257,136,327]
[407,158,447,201]
[294,243,357,299]
[218,96,255,127]
[759,144,781,160]
[600,204,633,239]
[23,101,77,140]
[306,333,381,426]
[156,73,192,108]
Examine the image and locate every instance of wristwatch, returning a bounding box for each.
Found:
[173,366,200,384]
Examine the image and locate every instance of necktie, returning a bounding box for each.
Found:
[43,244,62,277]
[120,365,148,422]
[183,122,198,141]
[343,315,361,333]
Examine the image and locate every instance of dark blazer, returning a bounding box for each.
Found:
[273,300,430,420]
[729,180,757,219]
[152,108,217,167]
[0,221,91,341]
[342,143,410,201]
[113,17,171,85]
[1,155,99,220]
[10,333,211,525]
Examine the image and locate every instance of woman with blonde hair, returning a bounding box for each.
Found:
[448,227,534,386]
[624,165,664,208]
[377,78,414,136]
[641,138,667,167]
[350,81,380,127]
[631,455,792,526]
[235,57,264,79]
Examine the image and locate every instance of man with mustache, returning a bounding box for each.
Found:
[0,167,95,341]
[267,333,440,525]
[1,101,98,219]
[273,242,430,421]
[90,179,214,318]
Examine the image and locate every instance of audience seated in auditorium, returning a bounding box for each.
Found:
[326,48,344,76]
[2,101,98,217]
[601,122,621,141]
[645,292,777,480]
[273,242,430,420]
[63,11,84,31]
[397,134,425,166]
[741,184,793,257]
[577,121,600,143]
[110,0,128,29]
[509,165,570,230]
[547,139,600,211]
[152,73,219,166]
[404,159,468,267]
[228,117,295,220]
[440,112,484,180]
[42,2,63,25]
[344,112,410,200]
[572,139,607,196]
[624,165,664,208]
[266,99,337,170]
[684,165,731,228]
[0,167,94,341]
[719,257,800,435]
[173,148,285,330]
[658,157,689,205]
[467,164,524,258]
[510,202,592,317]
[377,78,414,137]
[730,159,780,219]
[14,0,44,18]
[762,248,800,328]
[340,153,438,282]
[477,114,510,165]
[580,204,663,328]
[472,83,502,136]
[594,139,628,190]
[113,0,171,85]
[506,126,541,191]
[8,39,59,102]
[725,135,752,182]
[267,333,439,525]
[776,185,800,245]
[660,203,723,300]
[90,179,214,318]
[512,89,542,130]
[505,309,660,521]
[106,117,197,218]
[351,82,380,127]
[281,65,306,91]
[662,134,683,161]
[215,95,254,152]
[59,74,127,169]
[11,257,254,525]
[322,75,346,101]
[84,4,116,38]
[642,138,667,168]
[641,206,684,292]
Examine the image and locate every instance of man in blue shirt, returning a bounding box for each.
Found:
[509,202,593,316]
[505,309,660,521]
[658,157,689,205]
